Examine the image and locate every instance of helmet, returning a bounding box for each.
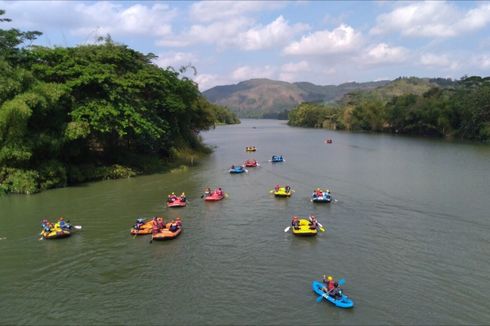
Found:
[42,219,48,223]
[59,217,64,220]
[327,276,333,281]
[172,192,175,195]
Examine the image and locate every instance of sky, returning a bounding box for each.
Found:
[2,0,490,91]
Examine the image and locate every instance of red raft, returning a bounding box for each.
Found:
[204,190,225,201]
[167,197,187,208]
[244,159,259,167]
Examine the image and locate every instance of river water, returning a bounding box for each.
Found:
[1,119,489,325]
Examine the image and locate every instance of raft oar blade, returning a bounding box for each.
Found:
[319,227,325,232]
[338,278,345,286]
[73,225,82,230]
[316,294,325,302]
[284,226,290,233]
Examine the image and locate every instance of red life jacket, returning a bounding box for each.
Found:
[327,281,335,291]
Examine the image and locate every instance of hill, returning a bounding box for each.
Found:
[203,78,390,118]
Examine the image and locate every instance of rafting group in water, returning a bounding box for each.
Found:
[37,141,353,308]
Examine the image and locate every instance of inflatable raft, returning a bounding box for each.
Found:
[167,197,187,208]
[311,190,332,203]
[152,223,182,241]
[291,219,318,236]
[273,187,292,197]
[229,166,247,174]
[245,146,256,152]
[204,191,225,201]
[312,281,354,308]
[130,219,153,235]
[244,160,259,167]
[271,155,285,163]
[40,228,71,239]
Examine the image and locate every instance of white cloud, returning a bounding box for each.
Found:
[279,60,310,82]
[363,43,409,64]
[231,65,277,81]
[283,24,362,55]
[158,17,253,48]
[193,73,232,91]
[154,52,197,69]
[189,1,284,23]
[1,1,176,40]
[473,55,490,69]
[234,16,309,50]
[371,2,490,37]
[420,53,460,70]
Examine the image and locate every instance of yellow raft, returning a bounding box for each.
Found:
[41,228,71,239]
[291,219,318,236]
[245,146,256,152]
[274,187,292,197]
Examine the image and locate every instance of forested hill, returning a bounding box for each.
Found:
[288,76,490,142]
[203,78,390,118]
[0,10,238,194]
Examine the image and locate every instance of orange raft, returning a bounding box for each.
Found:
[130,219,154,235]
[151,223,182,241]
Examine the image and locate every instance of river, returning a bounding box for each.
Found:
[1,119,489,325]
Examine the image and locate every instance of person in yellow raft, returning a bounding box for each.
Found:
[54,217,70,230]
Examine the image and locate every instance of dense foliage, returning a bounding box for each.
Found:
[288,77,490,142]
[0,11,238,194]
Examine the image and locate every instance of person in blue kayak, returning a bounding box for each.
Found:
[322,275,342,299]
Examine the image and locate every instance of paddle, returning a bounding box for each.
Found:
[224,193,229,198]
[284,226,290,232]
[317,222,326,232]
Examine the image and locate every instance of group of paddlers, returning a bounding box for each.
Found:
[134,216,182,234]
[291,215,319,230]
[41,217,70,232]
[167,192,186,203]
[203,187,224,197]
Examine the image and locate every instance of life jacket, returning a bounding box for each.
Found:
[327,281,335,291]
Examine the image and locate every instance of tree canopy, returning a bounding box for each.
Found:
[0,10,238,194]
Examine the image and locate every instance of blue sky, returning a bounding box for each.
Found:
[2,1,490,90]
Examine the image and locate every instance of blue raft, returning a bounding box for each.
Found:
[312,281,354,309]
[271,155,285,163]
[229,166,247,174]
[311,192,332,203]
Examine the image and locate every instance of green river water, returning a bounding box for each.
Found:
[1,119,489,325]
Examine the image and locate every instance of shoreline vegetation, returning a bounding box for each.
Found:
[0,10,239,195]
[288,76,490,142]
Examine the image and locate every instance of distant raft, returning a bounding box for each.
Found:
[204,189,225,201]
[167,197,187,208]
[229,165,247,174]
[244,159,259,167]
[291,219,318,237]
[271,155,285,163]
[245,146,256,152]
[152,223,182,241]
[273,186,292,197]
[130,219,153,235]
[311,189,332,203]
[40,228,71,240]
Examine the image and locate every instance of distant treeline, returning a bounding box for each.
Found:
[0,10,238,194]
[288,76,490,142]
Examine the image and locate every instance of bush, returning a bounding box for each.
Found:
[0,168,40,194]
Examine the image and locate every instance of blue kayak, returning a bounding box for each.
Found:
[271,155,285,163]
[229,166,247,174]
[312,281,354,309]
